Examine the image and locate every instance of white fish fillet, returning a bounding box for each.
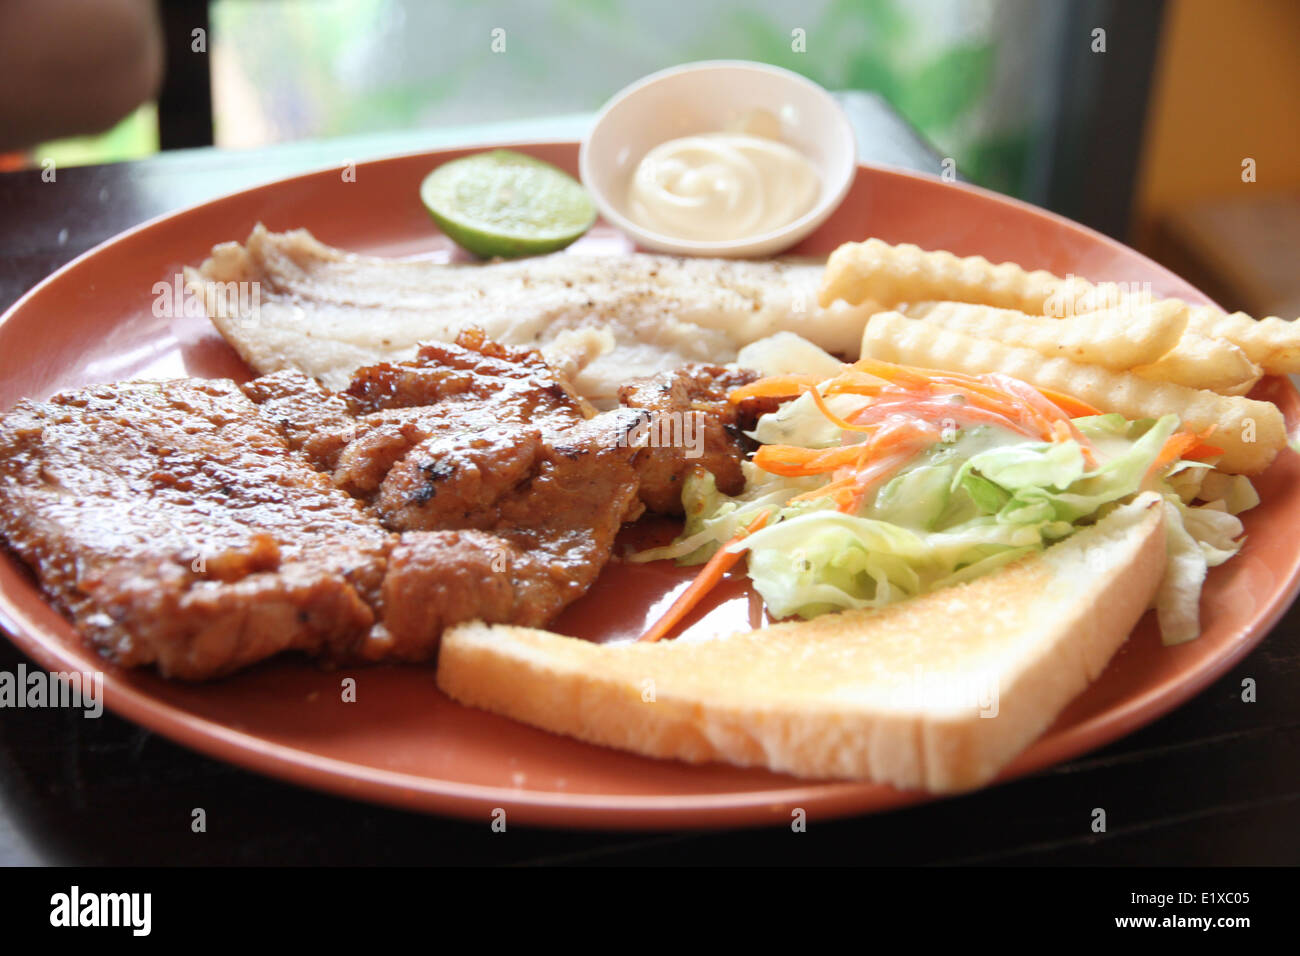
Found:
[185,225,877,408]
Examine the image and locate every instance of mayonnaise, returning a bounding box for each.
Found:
[627,125,820,242]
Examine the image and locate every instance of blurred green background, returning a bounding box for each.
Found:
[29,0,1062,198]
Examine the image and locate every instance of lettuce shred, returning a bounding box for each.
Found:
[641,408,1256,643]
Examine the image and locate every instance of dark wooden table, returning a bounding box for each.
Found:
[1,104,1298,866]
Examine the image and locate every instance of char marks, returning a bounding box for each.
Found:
[0,331,759,678]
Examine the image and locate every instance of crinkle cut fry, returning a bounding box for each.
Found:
[905,299,1186,370]
[823,238,1300,376]
[1131,332,1261,395]
[1183,305,1300,375]
[909,300,1260,394]
[819,238,1131,316]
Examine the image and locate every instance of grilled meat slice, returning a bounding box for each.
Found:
[244,331,765,523]
[245,330,597,501]
[0,379,392,679]
[345,327,592,428]
[0,334,761,679]
[376,425,548,530]
[241,341,761,641]
[333,411,644,665]
[375,517,634,663]
[0,377,638,679]
[374,411,645,637]
[618,364,772,514]
[239,369,357,472]
[332,336,650,625]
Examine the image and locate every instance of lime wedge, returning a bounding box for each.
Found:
[419,150,597,258]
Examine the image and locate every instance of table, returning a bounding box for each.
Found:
[1,98,1297,866]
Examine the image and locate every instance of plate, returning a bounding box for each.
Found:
[2,142,1298,829]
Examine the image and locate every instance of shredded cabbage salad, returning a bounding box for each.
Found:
[635,358,1257,645]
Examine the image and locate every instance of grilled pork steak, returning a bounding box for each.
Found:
[0,376,637,679]
[0,332,760,679]
[0,379,391,679]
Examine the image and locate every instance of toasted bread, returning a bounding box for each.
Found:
[438,493,1167,792]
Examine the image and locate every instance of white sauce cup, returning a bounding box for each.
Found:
[580,60,858,258]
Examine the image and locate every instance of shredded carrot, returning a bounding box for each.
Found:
[727,374,825,403]
[849,398,1036,438]
[1175,425,1222,461]
[785,438,929,512]
[759,417,938,479]
[787,474,859,504]
[736,358,1115,507]
[847,357,932,390]
[988,373,1098,464]
[868,419,941,455]
[1182,442,1225,460]
[638,510,772,643]
[735,361,1104,452]
[836,361,1102,447]
[835,448,923,514]
[1145,430,1204,483]
[1035,386,1102,419]
[753,443,871,476]
[822,371,895,397]
[849,374,1051,440]
[806,384,877,434]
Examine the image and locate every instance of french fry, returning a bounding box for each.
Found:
[909,300,1262,393]
[860,312,1284,475]
[1182,305,1300,375]
[823,238,1300,376]
[819,238,1129,314]
[1131,332,1262,394]
[904,299,1186,370]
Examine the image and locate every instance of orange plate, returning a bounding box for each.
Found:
[1,142,1297,829]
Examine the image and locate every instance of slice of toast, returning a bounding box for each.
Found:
[437,493,1166,792]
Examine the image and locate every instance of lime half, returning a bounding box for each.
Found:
[419,150,596,258]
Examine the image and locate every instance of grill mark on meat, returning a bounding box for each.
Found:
[412,459,458,504]
[381,426,547,528]
[0,379,392,679]
[0,332,759,679]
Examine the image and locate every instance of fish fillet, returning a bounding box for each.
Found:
[186,225,877,408]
